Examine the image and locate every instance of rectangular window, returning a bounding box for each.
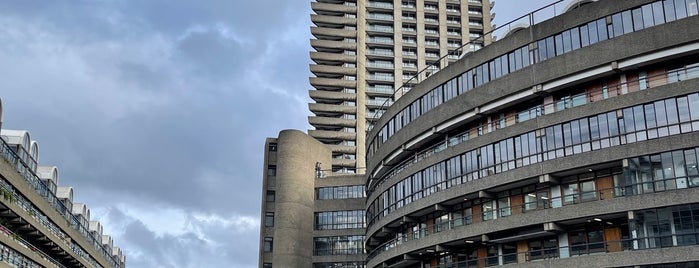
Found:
[652,1,666,25]
[622,10,634,34]
[587,21,599,44]
[264,237,273,252]
[580,25,590,46]
[633,7,645,31]
[265,212,274,227]
[267,166,277,176]
[268,143,277,151]
[266,191,275,202]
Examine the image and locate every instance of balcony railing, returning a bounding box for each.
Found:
[366,182,699,261]
[367,1,393,9]
[368,63,699,199]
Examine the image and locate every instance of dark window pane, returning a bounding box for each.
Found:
[546,36,555,59]
[622,10,634,34]
[570,27,581,49]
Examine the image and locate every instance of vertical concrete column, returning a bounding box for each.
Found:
[272,130,331,267]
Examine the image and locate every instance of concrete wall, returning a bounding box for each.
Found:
[272,130,331,267]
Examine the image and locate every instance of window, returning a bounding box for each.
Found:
[266,190,275,202]
[263,263,272,268]
[268,143,277,151]
[265,212,274,227]
[267,166,276,176]
[639,71,648,90]
[263,237,273,252]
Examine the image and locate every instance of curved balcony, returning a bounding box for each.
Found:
[310,51,356,64]
[310,77,357,89]
[311,2,357,14]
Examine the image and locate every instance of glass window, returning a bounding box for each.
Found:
[587,21,599,44]
[266,191,275,202]
[265,212,274,227]
[538,39,548,61]
[665,0,678,22]
[570,27,581,50]
[612,13,624,37]
[621,10,634,34]
[652,1,666,25]
[555,34,564,56]
[546,36,555,58]
[633,7,645,31]
[689,0,699,16]
[264,237,273,252]
[267,166,277,176]
[596,18,608,42]
[642,4,655,28]
[676,0,689,19]
[580,24,590,46]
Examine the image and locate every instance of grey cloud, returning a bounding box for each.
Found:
[100,207,256,268]
[176,29,249,78]
[0,0,311,267]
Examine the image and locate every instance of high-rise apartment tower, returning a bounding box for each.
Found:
[308,0,494,174]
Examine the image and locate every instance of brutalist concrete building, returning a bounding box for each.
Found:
[260,0,699,267]
[0,99,126,268]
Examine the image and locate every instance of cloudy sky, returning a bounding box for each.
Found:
[0,0,567,267]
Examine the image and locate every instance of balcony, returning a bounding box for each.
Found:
[366,74,395,82]
[366,49,394,57]
[308,116,356,128]
[310,77,357,88]
[366,25,394,33]
[309,90,356,102]
[367,1,393,10]
[310,39,357,51]
[367,13,394,21]
[311,2,357,14]
[366,37,394,45]
[310,26,356,39]
[366,99,394,107]
[309,103,357,115]
[310,51,356,63]
[310,64,356,76]
[366,87,394,95]
[308,130,357,141]
[311,14,356,27]
[366,62,395,69]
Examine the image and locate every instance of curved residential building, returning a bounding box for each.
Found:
[0,98,126,268]
[364,0,699,267]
